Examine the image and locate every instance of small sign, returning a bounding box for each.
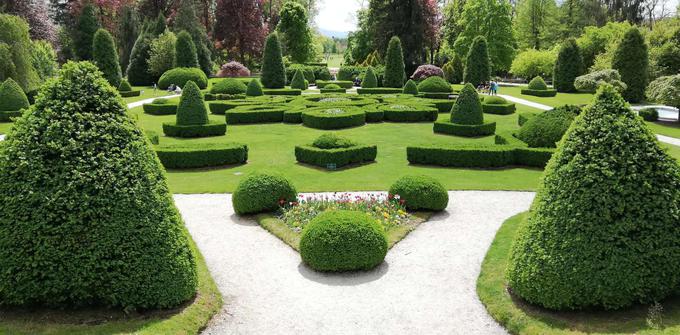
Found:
[326,163,337,170]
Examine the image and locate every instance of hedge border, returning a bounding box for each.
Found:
[225,106,286,124]
[379,105,439,122]
[320,88,347,94]
[119,90,141,98]
[0,110,23,122]
[143,103,178,115]
[482,103,516,115]
[406,145,554,168]
[283,110,303,123]
[365,109,384,122]
[418,92,454,99]
[357,88,403,94]
[301,107,366,130]
[433,121,497,137]
[155,143,248,169]
[295,144,377,169]
[517,112,538,126]
[263,88,302,96]
[521,89,557,97]
[316,80,354,89]
[162,120,227,138]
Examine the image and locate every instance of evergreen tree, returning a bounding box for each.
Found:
[361,67,378,88]
[150,13,167,37]
[450,53,464,84]
[260,33,286,89]
[464,36,491,87]
[92,29,122,88]
[173,0,212,76]
[612,27,648,103]
[0,14,39,93]
[383,36,405,88]
[277,1,313,63]
[176,81,208,125]
[73,4,100,60]
[451,83,484,125]
[290,69,306,89]
[117,6,140,72]
[126,33,154,86]
[514,0,559,50]
[553,38,584,92]
[403,79,418,95]
[174,31,199,68]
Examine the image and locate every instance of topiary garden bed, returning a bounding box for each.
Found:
[295,133,377,169]
[155,142,248,169]
[225,105,287,124]
[379,104,439,122]
[301,107,366,129]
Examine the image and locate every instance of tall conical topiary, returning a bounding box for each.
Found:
[0,61,198,308]
[403,79,418,95]
[92,29,122,88]
[150,13,167,37]
[451,83,484,125]
[553,38,584,93]
[73,4,100,60]
[126,33,154,86]
[383,36,405,88]
[507,85,680,310]
[260,33,286,89]
[450,53,465,84]
[290,69,306,90]
[612,27,648,103]
[174,30,199,69]
[361,67,378,88]
[0,78,29,111]
[464,36,491,87]
[176,80,208,125]
[246,78,264,96]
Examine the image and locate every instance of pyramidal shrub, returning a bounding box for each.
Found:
[92,28,122,88]
[0,78,29,111]
[290,69,306,90]
[174,30,199,68]
[383,36,405,88]
[361,66,378,88]
[507,85,680,310]
[176,80,208,125]
[451,83,484,125]
[0,61,197,308]
[260,33,286,89]
[246,78,264,96]
[403,79,418,95]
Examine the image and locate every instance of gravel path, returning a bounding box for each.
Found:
[175,191,535,335]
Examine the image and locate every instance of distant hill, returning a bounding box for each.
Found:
[319,28,350,39]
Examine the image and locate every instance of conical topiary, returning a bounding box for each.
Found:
[451,83,483,125]
[383,36,405,88]
[0,61,197,308]
[612,27,648,103]
[507,85,680,310]
[553,38,584,93]
[0,78,29,111]
[118,79,132,92]
[450,53,465,84]
[290,69,306,90]
[92,28,122,88]
[403,79,418,95]
[361,67,377,88]
[176,80,208,125]
[527,76,548,90]
[246,78,264,96]
[174,30,199,69]
[464,36,491,87]
[126,33,154,86]
[260,33,286,89]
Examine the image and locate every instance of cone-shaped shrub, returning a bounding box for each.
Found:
[126,33,154,86]
[383,36,405,88]
[508,85,680,310]
[260,34,286,89]
[361,67,378,88]
[73,4,100,60]
[528,76,548,90]
[176,80,208,125]
[0,78,29,111]
[246,78,264,96]
[464,36,491,87]
[612,27,648,103]
[290,69,306,90]
[150,13,167,37]
[451,83,484,125]
[450,53,464,84]
[403,79,418,95]
[0,61,198,308]
[92,29,122,88]
[174,30,199,69]
[118,79,132,92]
[553,38,584,93]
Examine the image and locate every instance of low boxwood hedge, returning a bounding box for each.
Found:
[119,90,141,97]
[301,107,366,130]
[0,111,23,122]
[162,120,227,138]
[418,92,454,99]
[155,143,248,168]
[302,95,378,108]
[407,145,554,168]
[209,100,258,114]
[357,88,403,94]
[379,104,438,122]
[517,112,538,126]
[204,93,246,101]
[283,110,303,123]
[263,88,302,96]
[482,102,516,115]
[232,172,297,215]
[433,121,497,137]
[431,99,455,113]
[225,105,286,124]
[365,108,384,122]
[389,175,448,211]
[320,87,346,93]
[520,88,557,97]
[295,144,377,168]
[143,103,178,115]
[316,80,354,89]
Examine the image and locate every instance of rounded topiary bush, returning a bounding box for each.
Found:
[528,76,548,90]
[389,175,449,211]
[0,61,197,309]
[403,79,418,95]
[325,84,341,89]
[0,78,30,112]
[290,69,307,90]
[300,210,388,272]
[232,172,298,215]
[508,85,680,311]
[451,83,484,125]
[516,105,579,148]
[417,76,453,93]
[158,67,208,90]
[211,78,247,95]
[246,78,264,96]
[484,96,507,104]
[312,133,356,149]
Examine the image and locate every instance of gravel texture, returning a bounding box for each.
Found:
[175,191,535,335]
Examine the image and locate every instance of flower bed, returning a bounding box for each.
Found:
[301,107,366,129]
[301,95,378,108]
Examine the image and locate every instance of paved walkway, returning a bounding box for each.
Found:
[176,191,536,335]
[126,94,180,109]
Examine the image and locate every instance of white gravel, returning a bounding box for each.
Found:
[174,191,535,335]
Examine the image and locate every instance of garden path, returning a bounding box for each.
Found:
[176,191,536,335]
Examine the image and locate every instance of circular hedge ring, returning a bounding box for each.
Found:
[302,95,378,108]
[232,172,297,215]
[379,104,439,122]
[301,107,366,130]
[389,175,449,211]
[300,210,388,272]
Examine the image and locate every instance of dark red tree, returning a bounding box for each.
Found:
[214,0,268,63]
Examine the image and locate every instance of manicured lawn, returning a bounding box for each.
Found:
[325,53,344,68]
[477,212,680,335]
[122,85,173,104]
[646,120,680,138]
[0,236,222,335]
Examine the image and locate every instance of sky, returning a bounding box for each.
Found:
[315,0,363,33]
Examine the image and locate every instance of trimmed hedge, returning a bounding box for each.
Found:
[210,78,247,95]
[301,107,366,130]
[320,87,346,93]
[407,145,554,168]
[232,172,297,215]
[158,67,208,89]
[638,107,658,121]
[300,210,388,272]
[260,34,287,89]
[143,103,178,115]
[204,93,246,101]
[312,133,356,148]
[225,106,286,124]
[0,78,29,113]
[433,121,497,137]
[119,90,141,97]
[316,80,353,89]
[417,76,453,93]
[302,95,378,108]
[521,88,557,97]
[162,120,227,137]
[527,76,548,90]
[0,111,22,122]
[295,145,377,168]
[431,100,455,113]
[403,79,418,95]
[389,175,448,211]
[357,88,403,94]
[451,83,484,125]
[518,112,538,126]
[263,88,302,96]
[482,102,516,115]
[361,67,378,88]
[365,108,385,122]
[379,104,438,122]
[246,78,264,96]
[283,109,303,123]
[155,143,248,169]
[516,105,578,148]
[418,92,454,99]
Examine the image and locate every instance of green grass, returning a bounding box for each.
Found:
[477,212,680,335]
[0,234,222,335]
[325,53,344,68]
[122,85,174,104]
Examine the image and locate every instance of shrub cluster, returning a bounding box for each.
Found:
[211,78,248,95]
[411,65,444,81]
[407,145,553,168]
[232,172,297,215]
[389,175,448,211]
[158,67,208,90]
[155,143,248,169]
[516,105,579,148]
[301,107,366,129]
[300,210,388,272]
[574,69,627,93]
[638,107,658,121]
[216,61,250,77]
[417,76,453,93]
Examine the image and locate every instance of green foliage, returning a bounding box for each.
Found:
[317,80,353,89]
[174,31,199,69]
[0,78,29,111]
[157,67,208,90]
[162,120,226,138]
[150,13,167,37]
[361,67,378,88]
[226,106,286,124]
[156,143,248,169]
[290,69,307,90]
[527,76,548,90]
[507,85,680,310]
[432,120,497,137]
[277,2,313,63]
[407,145,552,167]
[295,145,377,168]
[383,36,405,88]
[576,22,632,70]
[117,6,140,73]
[126,33,154,86]
[30,40,58,81]
[574,69,627,93]
[0,14,39,93]
[389,175,449,211]
[301,107,366,129]
[514,0,559,50]
[521,88,557,97]
[0,61,197,309]
[510,49,555,80]
[300,210,388,271]
[612,27,648,103]
[449,53,465,84]
[73,4,100,60]
[211,78,247,95]
[553,38,584,92]
[646,74,680,109]
[403,79,418,95]
[232,172,298,215]
[417,76,453,93]
[143,103,177,115]
[148,31,176,78]
[378,104,439,122]
[118,79,132,92]
[261,34,287,89]
[451,83,483,125]
[92,29,122,88]
[246,78,264,96]
[312,133,356,149]
[516,105,579,148]
[176,81,208,125]
[485,96,507,104]
[638,108,659,121]
[464,36,491,87]
[172,0,212,76]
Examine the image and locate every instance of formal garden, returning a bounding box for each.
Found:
[0,0,680,334]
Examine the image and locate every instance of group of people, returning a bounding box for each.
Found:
[477,81,499,95]
[164,84,183,94]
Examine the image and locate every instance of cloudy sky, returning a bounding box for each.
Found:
[316,0,363,32]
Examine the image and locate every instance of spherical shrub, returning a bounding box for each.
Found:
[246,78,264,96]
[312,133,356,149]
[0,78,30,111]
[389,175,449,211]
[484,96,507,104]
[417,76,453,93]
[638,107,658,121]
[158,67,208,90]
[300,210,388,272]
[232,172,297,215]
[217,61,251,77]
[516,105,579,148]
[403,79,418,95]
[325,84,341,89]
[411,64,444,81]
[210,78,247,95]
[528,76,548,90]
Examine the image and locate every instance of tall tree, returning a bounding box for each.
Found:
[345,8,373,64]
[174,30,199,68]
[73,4,101,60]
[126,33,154,85]
[260,33,286,89]
[612,27,648,102]
[92,28,122,88]
[173,0,212,76]
[464,35,491,86]
[3,0,57,43]
[137,0,173,21]
[383,36,405,88]
[442,0,467,48]
[514,0,559,50]
[0,14,39,93]
[553,38,584,92]
[117,5,140,72]
[276,1,313,63]
[214,0,267,64]
[453,0,515,73]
